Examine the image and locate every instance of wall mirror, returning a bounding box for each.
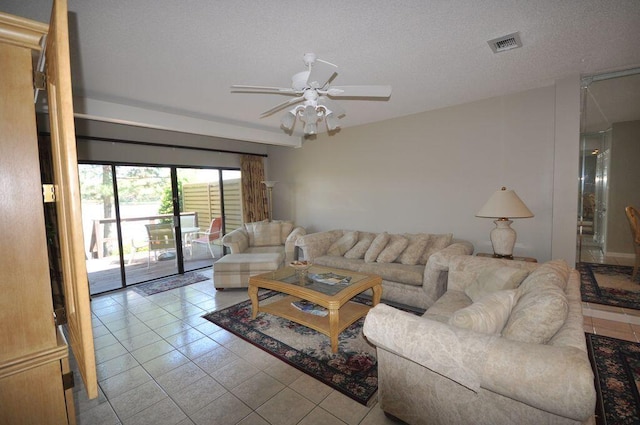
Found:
[577,68,640,265]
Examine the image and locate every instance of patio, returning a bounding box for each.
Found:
[87,242,222,294]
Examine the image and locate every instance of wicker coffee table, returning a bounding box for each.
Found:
[248,265,382,353]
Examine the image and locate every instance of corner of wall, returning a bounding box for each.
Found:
[551,75,581,266]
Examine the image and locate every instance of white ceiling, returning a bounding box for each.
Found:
[3,0,640,147]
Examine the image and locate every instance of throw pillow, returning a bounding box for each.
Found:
[464,266,530,302]
[376,234,409,263]
[420,233,453,264]
[518,259,570,293]
[502,282,569,344]
[344,236,374,259]
[244,220,268,246]
[278,220,294,244]
[364,232,390,263]
[398,233,430,265]
[327,231,359,256]
[449,289,519,335]
[253,221,282,246]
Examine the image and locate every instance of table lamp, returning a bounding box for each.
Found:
[476,186,534,259]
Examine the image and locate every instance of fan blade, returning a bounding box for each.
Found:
[307,60,338,89]
[231,85,298,94]
[260,96,304,117]
[317,96,346,117]
[326,85,392,98]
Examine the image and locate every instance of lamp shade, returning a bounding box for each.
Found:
[476,187,534,219]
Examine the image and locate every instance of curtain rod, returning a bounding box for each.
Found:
[39,132,268,158]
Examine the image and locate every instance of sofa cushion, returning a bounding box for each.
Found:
[244,220,269,246]
[424,290,472,322]
[344,236,374,259]
[276,220,294,244]
[313,255,367,271]
[253,221,283,246]
[398,233,430,265]
[420,233,453,264]
[518,259,570,292]
[464,266,530,302]
[245,246,285,255]
[365,232,390,263]
[327,231,359,256]
[502,281,569,344]
[358,262,424,286]
[377,234,409,263]
[449,290,519,335]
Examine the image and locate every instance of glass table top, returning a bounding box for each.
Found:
[267,265,370,296]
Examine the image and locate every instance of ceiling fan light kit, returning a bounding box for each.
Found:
[231,53,392,136]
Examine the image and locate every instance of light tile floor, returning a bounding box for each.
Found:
[73,268,396,425]
[580,236,640,342]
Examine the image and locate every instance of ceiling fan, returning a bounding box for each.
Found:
[231,53,392,135]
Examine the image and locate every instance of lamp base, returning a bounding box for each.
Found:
[489,219,517,258]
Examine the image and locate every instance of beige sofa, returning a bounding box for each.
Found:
[295,230,474,309]
[214,220,306,289]
[363,256,596,425]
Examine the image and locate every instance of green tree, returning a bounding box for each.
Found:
[158,180,183,215]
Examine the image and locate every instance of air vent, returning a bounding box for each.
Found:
[488,32,522,53]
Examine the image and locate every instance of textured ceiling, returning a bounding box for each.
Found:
[3,0,640,146]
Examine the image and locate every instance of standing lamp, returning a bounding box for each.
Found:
[476,187,534,259]
[261,181,278,221]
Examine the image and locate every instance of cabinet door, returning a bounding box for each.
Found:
[45,0,98,399]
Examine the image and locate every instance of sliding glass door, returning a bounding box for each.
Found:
[177,168,223,272]
[81,164,122,293]
[117,165,179,285]
[80,163,241,295]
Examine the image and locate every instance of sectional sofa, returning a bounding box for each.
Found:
[295,229,474,309]
[363,256,596,424]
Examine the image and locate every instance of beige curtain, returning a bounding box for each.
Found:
[241,155,269,223]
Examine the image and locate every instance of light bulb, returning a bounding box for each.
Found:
[303,122,317,135]
[325,113,340,131]
[280,111,296,130]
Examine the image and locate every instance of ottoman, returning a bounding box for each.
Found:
[213,252,284,289]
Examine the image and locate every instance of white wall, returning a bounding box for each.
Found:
[268,78,581,264]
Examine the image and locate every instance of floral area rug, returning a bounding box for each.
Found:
[578,263,640,310]
[132,271,209,296]
[587,333,640,425]
[203,291,383,406]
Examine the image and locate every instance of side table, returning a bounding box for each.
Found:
[476,253,537,263]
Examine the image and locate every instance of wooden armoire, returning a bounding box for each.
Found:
[0,1,97,424]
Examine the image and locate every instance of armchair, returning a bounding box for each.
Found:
[221,220,306,263]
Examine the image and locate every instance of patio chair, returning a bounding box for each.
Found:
[625,206,640,281]
[145,223,176,268]
[179,213,200,256]
[192,218,222,259]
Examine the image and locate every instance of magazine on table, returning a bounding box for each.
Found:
[290,300,328,316]
[308,272,352,285]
